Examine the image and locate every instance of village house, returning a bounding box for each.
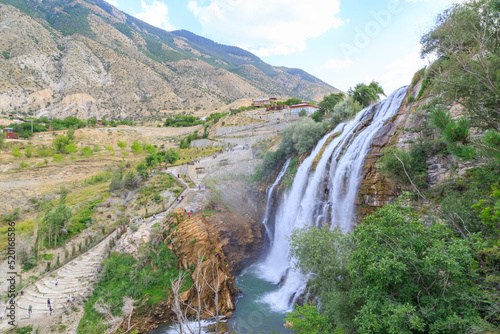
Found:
[252,97,277,107]
[266,105,290,112]
[289,103,319,115]
[2,128,16,139]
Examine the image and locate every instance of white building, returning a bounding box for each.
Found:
[289,103,319,115]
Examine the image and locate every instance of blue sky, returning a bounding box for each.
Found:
[106,0,458,95]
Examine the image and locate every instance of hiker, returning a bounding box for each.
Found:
[190,209,193,215]
[177,174,180,178]
[198,184,201,190]
[153,214,156,219]
[181,195,184,201]
[67,295,71,304]
[143,217,146,223]
[187,211,191,217]
[54,279,58,287]
[49,305,53,316]
[47,298,51,307]
[28,305,32,318]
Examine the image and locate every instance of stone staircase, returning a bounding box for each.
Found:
[0,231,116,333]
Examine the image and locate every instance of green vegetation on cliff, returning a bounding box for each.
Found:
[78,244,191,333]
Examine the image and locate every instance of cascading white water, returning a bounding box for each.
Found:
[262,158,291,240]
[257,86,409,312]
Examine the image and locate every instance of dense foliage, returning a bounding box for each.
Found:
[164,115,203,127]
[290,195,499,333]
[347,81,385,108]
[77,245,191,333]
[330,98,363,128]
[253,119,328,182]
[318,92,345,115]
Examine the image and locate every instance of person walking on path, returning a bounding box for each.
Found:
[49,305,53,316]
[67,295,71,304]
[28,305,32,318]
[54,279,58,287]
[47,298,51,307]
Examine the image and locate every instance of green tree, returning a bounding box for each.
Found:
[130,141,143,154]
[290,226,356,333]
[41,202,72,248]
[280,118,328,156]
[166,149,179,164]
[66,128,75,141]
[283,97,303,106]
[81,146,93,158]
[318,92,345,114]
[348,81,385,107]
[65,143,77,154]
[421,0,500,130]
[349,200,486,333]
[330,98,363,127]
[311,111,323,123]
[53,135,71,154]
[284,303,335,334]
[298,109,307,117]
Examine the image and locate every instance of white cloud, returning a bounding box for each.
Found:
[134,0,174,31]
[378,45,430,94]
[188,0,343,56]
[326,59,355,71]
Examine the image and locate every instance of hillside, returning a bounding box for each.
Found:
[0,0,340,121]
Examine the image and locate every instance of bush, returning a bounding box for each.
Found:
[65,143,77,154]
[281,118,328,156]
[117,141,127,150]
[81,146,93,158]
[12,146,22,158]
[24,145,33,158]
[330,97,362,127]
[130,141,143,154]
[53,135,71,153]
[53,154,63,163]
[378,143,430,188]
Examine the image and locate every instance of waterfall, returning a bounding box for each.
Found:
[257,86,409,312]
[262,158,291,243]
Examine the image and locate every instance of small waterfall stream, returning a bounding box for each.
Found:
[256,86,409,312]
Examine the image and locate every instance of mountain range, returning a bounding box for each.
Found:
[0,0,340,120]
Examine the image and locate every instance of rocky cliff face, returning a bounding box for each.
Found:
[0,0,340,120]
[356,81,477,223]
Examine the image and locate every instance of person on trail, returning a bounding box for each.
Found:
[47,298,51,307]
[153,214,156,219]
[49,305,53,316]
[190,209,193,215]
[67,295,71,304]
[28,305,32,318]
[198,184,201,190]
[54,279,58,287]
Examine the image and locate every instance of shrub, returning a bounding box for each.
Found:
[378,143,430,188]
[131,141,143,154]
[281,118,328,156]
[65,143,77,154]
[330,97,362,127]
[53,154,63,163]
[81,146,93,158]
[117,141,127,150]
[12,146,22,158]
[24,145,33,158]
